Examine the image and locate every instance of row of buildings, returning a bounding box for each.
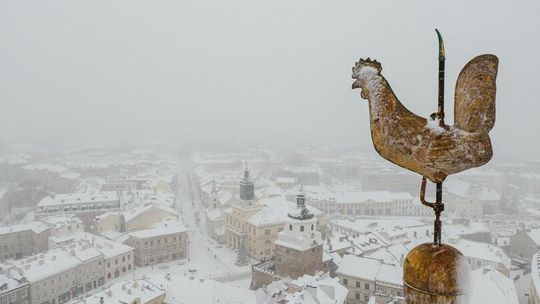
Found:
[0,217,189,304]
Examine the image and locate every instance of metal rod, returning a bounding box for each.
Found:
[435,29,445,126]
[419,177,444,245]
[419,177,434,209]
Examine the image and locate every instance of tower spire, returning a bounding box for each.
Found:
[288,185,313,220]
[239,161,254,201]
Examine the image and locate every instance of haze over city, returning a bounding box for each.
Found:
[1,1,540,304]
[1,0,539,158]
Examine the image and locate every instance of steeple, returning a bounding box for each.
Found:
[239,161,255,201]
[288,185,314,220]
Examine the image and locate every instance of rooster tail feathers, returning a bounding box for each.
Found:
[454,54,499,133]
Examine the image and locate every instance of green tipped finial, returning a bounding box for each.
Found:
[435,29,445,61]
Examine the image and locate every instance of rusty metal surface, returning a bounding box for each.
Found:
[403,243,470,304]
[351,55,498,184]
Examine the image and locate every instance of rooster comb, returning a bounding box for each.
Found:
[354,58,382,71]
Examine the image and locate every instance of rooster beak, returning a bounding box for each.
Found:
[352,80,360,90]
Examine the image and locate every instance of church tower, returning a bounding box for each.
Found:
[239,162,255,201]
[274,187,324,279]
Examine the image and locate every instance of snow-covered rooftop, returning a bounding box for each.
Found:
[37,191,119,207]
[448,239,511,268]
[336,191,413,204]
[8,248,80,282]
[128,220,186,239]
[247,196,323,226]
[0,221,49,235]
[50,232,134,259]
[469,266,519,304]
[123,203,177,222]
[71,280,165,304]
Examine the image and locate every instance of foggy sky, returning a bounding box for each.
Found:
[1,0,539,158]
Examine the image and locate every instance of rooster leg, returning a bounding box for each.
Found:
[419,176,445,245]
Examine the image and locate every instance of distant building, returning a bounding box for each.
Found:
[93,203,177,234]
[124,220,188,266]
[35,191,121,229]
[250,190,326,289]
[332,191,423,217]
[100,178,147,192]
[37,214,84,237]
[0,222,50,261]
[444,178,502,216]
[204,179,232,243]
[278,165,323,185]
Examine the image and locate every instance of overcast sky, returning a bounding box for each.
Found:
[1,0,539,158]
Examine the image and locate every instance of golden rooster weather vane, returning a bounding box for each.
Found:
[352,30,498,303]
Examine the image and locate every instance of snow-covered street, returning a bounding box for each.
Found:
[112,162,251,289]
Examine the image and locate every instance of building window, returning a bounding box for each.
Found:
[342,278,348,285]
[356,281,360,288]
[311,224,314,231]
[289,224,292,231]
[300,225,304,232]
[264,229,271,235]
[365,283,370,290]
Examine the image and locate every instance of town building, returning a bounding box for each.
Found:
[246,196,326,260]
[124,220,188,266]
[444,178,502,216]
[510,228,540,261]
[0,270,29,304]
[469,266,519,304]
[4,248,81,304]
[225,166,263,251]
[35,191,121,229]
[335,255,405,304]
[37,215,84,237]
[93,203,177,235]
[257,272,348,303]
[204,179,233,243]
[48,232,134,283]
[0,222,50,261]
[250,191,326,289]
[71,280,165,304]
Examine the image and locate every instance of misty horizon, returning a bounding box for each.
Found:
[1,0,539,159]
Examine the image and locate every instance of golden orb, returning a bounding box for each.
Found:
[403,242,470,304]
